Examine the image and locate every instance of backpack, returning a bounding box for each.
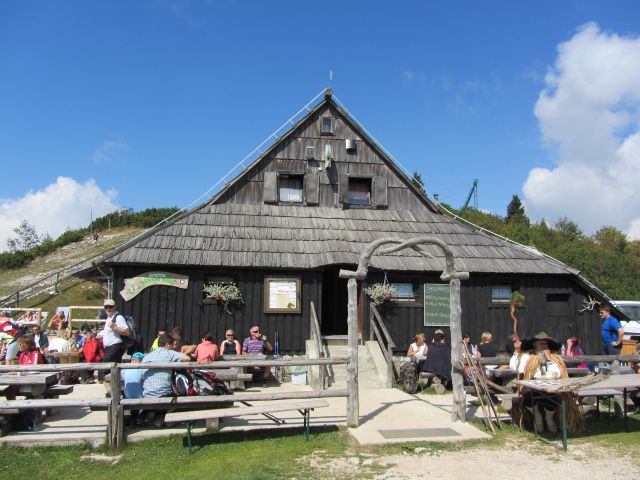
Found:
[172,369,232,397]
[399,361,418,393]
[120,315,144,355]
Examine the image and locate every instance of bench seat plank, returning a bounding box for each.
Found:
[44,385,74,396]
[165,399,329,424]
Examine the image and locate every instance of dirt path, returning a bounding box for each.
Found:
[306,437,638,479]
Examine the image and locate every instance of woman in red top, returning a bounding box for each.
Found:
[18,335,44,365]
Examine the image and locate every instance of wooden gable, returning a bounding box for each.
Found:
[214,98,435,212]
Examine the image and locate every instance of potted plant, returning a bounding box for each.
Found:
[203,283,244,314]
[364,282,396,306]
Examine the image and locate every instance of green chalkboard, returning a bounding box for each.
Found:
[424,283,451,326]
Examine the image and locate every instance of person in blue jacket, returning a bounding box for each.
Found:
[600,305,624,355]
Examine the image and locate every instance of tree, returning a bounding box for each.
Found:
[411,170,426,196]
[555,217,583,242]
[593,226,628,253]
[6,220,44,252]
[506,195,529,224]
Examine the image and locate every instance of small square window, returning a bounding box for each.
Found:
[279,175,303,203]
[348,178,371,206]
[491,285,513,304]
[305,145,315,160]
[321,117,334,135]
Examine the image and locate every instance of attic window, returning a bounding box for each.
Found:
[279,175,303,203]
[321,117,334,135]
[348,178,371,206]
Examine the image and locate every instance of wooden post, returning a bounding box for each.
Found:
[346,277,359,427]
[449,277,466,422]
[109,364,122,449]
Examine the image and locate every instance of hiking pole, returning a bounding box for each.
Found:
[461,342,495,433]
[274,330,280,381]
[468,348,502,429]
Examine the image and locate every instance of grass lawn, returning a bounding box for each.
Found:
[1,410,638,479]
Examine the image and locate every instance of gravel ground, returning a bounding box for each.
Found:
[305,436,638,480]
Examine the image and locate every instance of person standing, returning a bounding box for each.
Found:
[600,305,624,355]
[98,299,130,382]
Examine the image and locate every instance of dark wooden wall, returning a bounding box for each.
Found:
[364,272,603,356]
[215,103,431,211]
[113,266,322,352]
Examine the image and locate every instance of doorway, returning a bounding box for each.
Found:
[321,268,349,335]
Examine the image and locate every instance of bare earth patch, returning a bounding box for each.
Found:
[303,437,638,479]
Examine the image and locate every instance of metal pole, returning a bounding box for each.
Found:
[561,397,567,451]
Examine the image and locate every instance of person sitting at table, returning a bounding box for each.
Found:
[220,329,241,356]
[47,311,68,332]
[566,336,587,369]
[462,333,476,356]
[18,334,45,365]
[123,352,145,426]
[48,330,71,355]
[69,328,85,350]
[31,324,49,353]
[4,326,27,366]
[421,330,451,387]
[242,325,273,376]
[168,327,196,356]
[150,329,166,351]
[509,332,582,433]
[476,331,498,358]
[406,332,428,371]
[194,331,219,363]
[142,335,191,427]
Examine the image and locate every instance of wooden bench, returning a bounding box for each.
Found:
[165,399,330,453]
[43,385,75,415]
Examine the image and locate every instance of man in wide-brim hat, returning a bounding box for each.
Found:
[509,331,574,433]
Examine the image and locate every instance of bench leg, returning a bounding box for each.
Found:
[187,421,193,455]
[299,408,311,441]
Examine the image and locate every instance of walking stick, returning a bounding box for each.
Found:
[274,330,280,381]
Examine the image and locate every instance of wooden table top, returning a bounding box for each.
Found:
[0,372,58,386]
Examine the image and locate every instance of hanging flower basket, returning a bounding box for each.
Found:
[203,283,243,314]
[364,282,396,306]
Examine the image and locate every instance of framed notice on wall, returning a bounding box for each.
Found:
[424,283,451,326]
[264,277,301,313]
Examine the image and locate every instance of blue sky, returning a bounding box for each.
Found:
[1,0,640,247]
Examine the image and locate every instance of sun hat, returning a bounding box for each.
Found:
[131,352,145,359]
[103,299,116,307]
[521,331,562,352]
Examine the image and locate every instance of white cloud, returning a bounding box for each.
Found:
[0,177,118,251]
[403,70,415,81]
[523,23,640,238]
[91,139,129,165]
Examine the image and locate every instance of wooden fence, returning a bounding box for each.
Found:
[0,357,349,449]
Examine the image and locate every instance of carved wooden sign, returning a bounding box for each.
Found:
[120,272,189,301]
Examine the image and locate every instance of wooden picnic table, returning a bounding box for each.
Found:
[0,372,58,398]
[47,351,83,364]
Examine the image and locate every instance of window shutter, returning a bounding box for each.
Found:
[263,172,278,203]
[339,174,349,205]
[373,176,388,207]
[305,173,319,205]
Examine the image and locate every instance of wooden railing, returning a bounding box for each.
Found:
[0,357,349,449]
[477,354,640,366]
[309,301,327,389]
[369,304,396,388]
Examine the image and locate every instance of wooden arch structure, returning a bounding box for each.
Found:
[339,236,470,425]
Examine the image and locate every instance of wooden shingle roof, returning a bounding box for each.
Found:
[105,204,578,275]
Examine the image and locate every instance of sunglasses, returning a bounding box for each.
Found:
[226,334,234,337]
[251,330,259,334]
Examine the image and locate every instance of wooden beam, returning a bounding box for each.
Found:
[165,400,329,423]
[448,277,466,422]
[120,388,348,408]
[118,358,348,369]
[0,398,111,409]
[0,363,113,373]
[346,277,359,427]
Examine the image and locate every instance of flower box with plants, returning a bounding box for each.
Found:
[203,282,244,313]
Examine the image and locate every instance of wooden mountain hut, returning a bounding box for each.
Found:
[83,90,614,355]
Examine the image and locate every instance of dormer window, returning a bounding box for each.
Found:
[321,117,334,135]
[279,175,304,203]
[347,178,371,206]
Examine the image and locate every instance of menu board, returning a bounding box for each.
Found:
[424,283,450,326]
[264,277,301,313]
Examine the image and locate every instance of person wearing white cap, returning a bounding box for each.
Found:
[98,299,130,382]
